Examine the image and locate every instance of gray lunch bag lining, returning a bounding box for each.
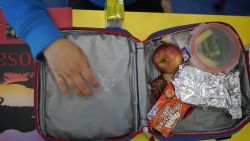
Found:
[37,30,140,141]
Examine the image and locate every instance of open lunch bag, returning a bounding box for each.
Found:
[1,8,249,141]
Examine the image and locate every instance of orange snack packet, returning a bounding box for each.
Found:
[147,83,190,137]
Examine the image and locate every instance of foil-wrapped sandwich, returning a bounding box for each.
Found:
[172,65,242,119]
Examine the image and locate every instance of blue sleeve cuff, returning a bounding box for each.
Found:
[23,17,63,59]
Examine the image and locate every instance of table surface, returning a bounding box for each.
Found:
[73,10,250,141]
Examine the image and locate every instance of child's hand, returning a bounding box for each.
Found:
[43,38,99,96]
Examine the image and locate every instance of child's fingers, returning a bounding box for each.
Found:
[80,60,99,87]
[54,73,69,96]
[72,73,92,96]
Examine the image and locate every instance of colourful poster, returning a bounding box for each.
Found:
[0,44,45,141]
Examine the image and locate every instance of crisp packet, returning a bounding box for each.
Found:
[147,83,190,137]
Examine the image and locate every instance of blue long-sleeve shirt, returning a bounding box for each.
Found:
[0,0,63,59]
[0,0,137,59]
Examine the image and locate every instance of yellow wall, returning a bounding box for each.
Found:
[73,10,250,46]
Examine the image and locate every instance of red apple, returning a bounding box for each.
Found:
[152,43,183,74]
